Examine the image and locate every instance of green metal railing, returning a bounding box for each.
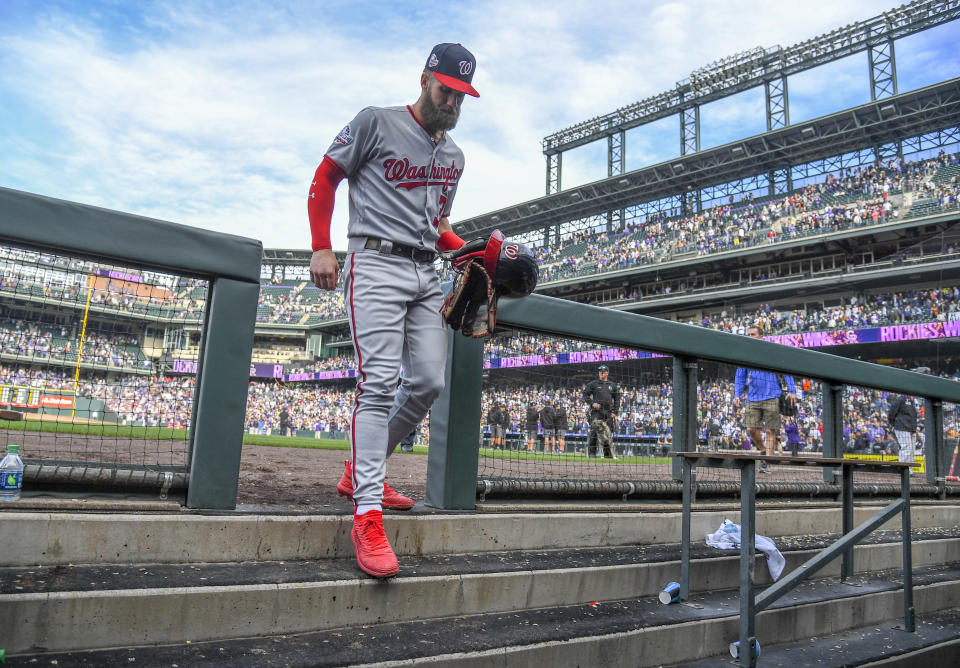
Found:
[426,293,960,508]
[0,187,262,509]
[675,452,914,667]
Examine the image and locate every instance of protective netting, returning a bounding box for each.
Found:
[0,244,204,473]
[835,383,927,478]
[478,327,675,483]
[477,328,938,488]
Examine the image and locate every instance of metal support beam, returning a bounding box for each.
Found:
[755,498,906,612]
[876,140,903,167]
[739,460,758,667]
[681,188,701,216]
[608,128,625,177]
[606,127,626,233]
[841,462,855,580]
[764,76,790,131]
[870,33,901,165]
[769,167,792,198]
[606,208,625,232]
[925,398,944,484]
[680,457,694,601]
[542,0,960,156]
[869,35,898,101]
[681,105,700,156]
[462,79,960,239]
[546,152,561,195]
[902,466,916,632]
[673,450,915,663]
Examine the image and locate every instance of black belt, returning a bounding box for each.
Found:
[364,238,436,263]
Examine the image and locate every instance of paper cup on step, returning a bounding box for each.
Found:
[729,639,761,659]
[658,581,681,604]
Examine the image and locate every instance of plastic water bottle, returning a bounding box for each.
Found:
[0,444,24,501]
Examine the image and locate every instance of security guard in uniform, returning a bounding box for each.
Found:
[582,365,621,459]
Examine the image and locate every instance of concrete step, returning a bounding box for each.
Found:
[2,529,958,654]
[3,502,960,566]
[8,565,960,667]
[672,607,960,667]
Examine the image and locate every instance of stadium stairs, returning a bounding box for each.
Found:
[1,501,959,666]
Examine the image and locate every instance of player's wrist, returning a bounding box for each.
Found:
[438,230,466,251]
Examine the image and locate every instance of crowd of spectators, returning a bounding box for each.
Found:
[484,334,601,359]
[256,286,345,324]
[244,382,354,433]
[0,363,189,428]
[80,374,194,429]
[287,354,357,374]
[0,320,150,370]
[535,151,959,283]
[684,286,960,335]
[1,356,950,462]
[0,265,206,321]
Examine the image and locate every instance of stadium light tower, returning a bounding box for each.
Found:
[542,0,960,194]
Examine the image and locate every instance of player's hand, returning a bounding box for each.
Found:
[787,393,798,406]
[310,249,339,290]
[592,402,600,409]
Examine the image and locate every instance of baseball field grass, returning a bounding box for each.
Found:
[0,416,670,463]
[0,416,348,449]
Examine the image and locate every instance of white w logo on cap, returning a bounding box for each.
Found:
[459,60,473,76]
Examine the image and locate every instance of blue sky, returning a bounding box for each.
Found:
[1,1,958,250]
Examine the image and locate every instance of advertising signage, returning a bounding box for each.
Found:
[95,268,143,283]
[174,320,960,380]
[484,348,666,369]
[764,320,960,348]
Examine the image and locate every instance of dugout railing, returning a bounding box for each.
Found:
[425,293,960,509]
[0,187,262,509]
[675,452,914,667]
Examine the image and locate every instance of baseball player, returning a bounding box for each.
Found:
[307,43,479,578]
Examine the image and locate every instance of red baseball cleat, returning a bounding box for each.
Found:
[351,510,399,578]
[336,460,415,510]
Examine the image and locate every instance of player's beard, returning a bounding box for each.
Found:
[421,84,460,135]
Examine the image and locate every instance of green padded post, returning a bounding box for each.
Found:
[186,278,260,509]
[821,383,844,484]
[671,356,697,480]
[425,329,485,510]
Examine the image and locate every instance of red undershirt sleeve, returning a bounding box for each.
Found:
[437,230,465,251]
[307,155,346,252]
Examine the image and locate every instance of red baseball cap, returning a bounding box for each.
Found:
[425,43,479,97]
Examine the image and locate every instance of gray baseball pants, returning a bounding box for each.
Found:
[344,246,447,506]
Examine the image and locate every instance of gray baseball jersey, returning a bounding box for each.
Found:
[326,105,464,249]
[326,103,464,509]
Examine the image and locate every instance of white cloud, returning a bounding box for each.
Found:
[0,0,942,252]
